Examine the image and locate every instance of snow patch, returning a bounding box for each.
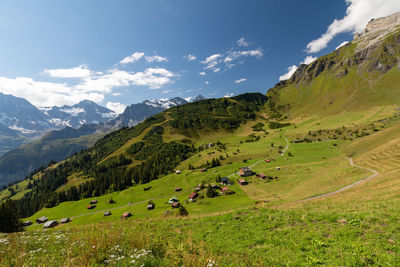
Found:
[60,107,85,116]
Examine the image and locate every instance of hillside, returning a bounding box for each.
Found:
[267,14,400,119]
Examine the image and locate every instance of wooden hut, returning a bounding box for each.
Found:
[174,187,182,192]
[87,205,96,210]
[147,203,155,210]
[90,200,98,204]
[189,192,199,201]
[104,211,112,216]
[168,197,179,204]
[171,202,180,208]
[257,173,267,179]
[239,167,253,177]
[43,220,58,229]
[36,216,48,224]
[122,212,132,218]
[238,179,248,185]
[60,218,71,224]
[23,220,32,227]
[221,177,229,185]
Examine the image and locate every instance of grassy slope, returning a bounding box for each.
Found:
[1,110,400,265]
[23,109,393,225]
[2,99,400,265]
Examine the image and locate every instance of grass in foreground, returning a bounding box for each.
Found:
[1,206,399,266]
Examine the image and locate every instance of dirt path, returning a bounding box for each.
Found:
[69,186,196,219]
[300,158,379,202]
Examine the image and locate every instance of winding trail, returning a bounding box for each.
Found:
[300,158,379,202]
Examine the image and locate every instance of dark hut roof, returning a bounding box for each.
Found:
[60,218,70,224]
[122,212,132,217]
[189,192,199,199]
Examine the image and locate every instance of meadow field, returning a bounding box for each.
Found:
[1,108,400,266]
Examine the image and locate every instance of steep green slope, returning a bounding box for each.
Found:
[267,28,400,118]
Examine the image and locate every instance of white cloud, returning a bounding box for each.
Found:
[0,76,104,107]
[43,65,92,79]
[237,37,250,47]
[278,56,318,81]
[336,41,350,50]
[112,92,122,96]
[306,0,400,53]
[223,48,263,68]
[234,78,246,84]
[279,65,298,81]
[198,71,206,76]
[224,92,234,98]
[184,54,197,61]
[202,48,263,72]
[145,55,168,63]
[201,54,222,70]
[106,102,126,114]
[205,81,209,85]
[0,66,176,107]
[301,56,317,65]
[119,52,145,64]
[162,89,172,94]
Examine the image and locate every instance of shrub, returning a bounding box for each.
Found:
[178,205,189,216]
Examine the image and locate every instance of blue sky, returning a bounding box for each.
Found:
[0,0,399,113]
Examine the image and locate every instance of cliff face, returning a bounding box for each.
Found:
[354,12,400,51]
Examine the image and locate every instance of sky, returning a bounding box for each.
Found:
[0,0,399,113]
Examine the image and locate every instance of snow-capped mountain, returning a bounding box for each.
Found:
[143,97,188,109]
[0,92,52,135]
[42,100,117,128]
[0,93,117,156]
[108,97,187,127]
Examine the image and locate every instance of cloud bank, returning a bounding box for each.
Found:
[306,0,400,53]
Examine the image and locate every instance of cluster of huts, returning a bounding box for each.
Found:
[26,161,279,230]
[25,215,72,229]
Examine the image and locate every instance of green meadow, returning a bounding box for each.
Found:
[1,106,400,266]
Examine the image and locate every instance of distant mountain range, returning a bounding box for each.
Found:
[41,100,116,128]
[0,93,206,186]
[109,97,189,127]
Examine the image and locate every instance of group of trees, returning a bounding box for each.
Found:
[168,94,268,136]
[0,200,23,233]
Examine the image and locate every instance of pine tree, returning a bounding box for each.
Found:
[0,200,23,233]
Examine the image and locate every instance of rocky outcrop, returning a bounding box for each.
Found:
[354,12,400,51]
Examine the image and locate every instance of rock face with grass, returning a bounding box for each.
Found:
[268,12,400,118]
